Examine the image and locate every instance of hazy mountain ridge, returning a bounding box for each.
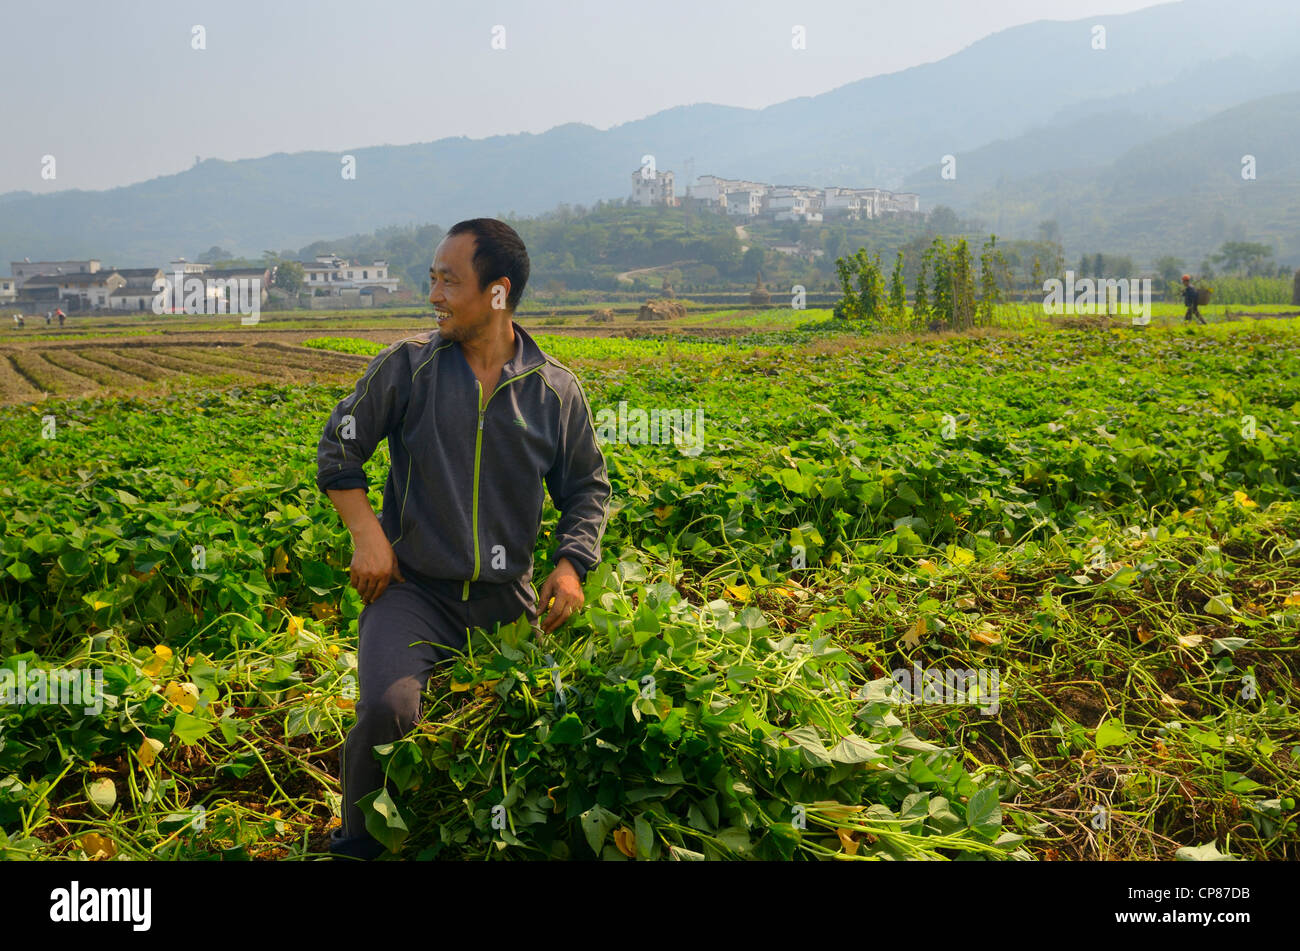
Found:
[1,0,1297,267]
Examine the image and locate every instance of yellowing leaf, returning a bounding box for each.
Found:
[1284,593,1300,607]
[652,505,674,521]
[1177,633,1205,649]
[902,616,926,649]
[287,615,304,637]
[836,828,860,856]
[612,826,637,858]
[1233,490,1257,509]
[137,736,164,768]
[1160,693,1186,708]
[726,583,751,601]
[916,559,938,575]
[80,833,117,860]
[1205,594,1234,617]
[948,547,975,566]
[271,546,290,575]
[450,679,473,693]
[954,595,977,611]
[1136,625,1154,644]
[162,681,199,713]
[971,621,1002,645]
[335,696,355,710]
[142,644,173,678]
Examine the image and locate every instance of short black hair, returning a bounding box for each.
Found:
[445,218,529,311]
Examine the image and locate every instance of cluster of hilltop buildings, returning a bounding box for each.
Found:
[630,169,920,222]
[3,253,399,313]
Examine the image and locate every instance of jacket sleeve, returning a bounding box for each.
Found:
[544,373,612,580]
[316,344,411,492]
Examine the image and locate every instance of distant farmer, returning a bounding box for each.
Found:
[56,309,65,327]
[1181,274,1206,325]
[315,217,612,860]
[45,311,52,326]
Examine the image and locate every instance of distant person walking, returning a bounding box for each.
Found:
[44,311,51,327]
[1182,274,1206,325]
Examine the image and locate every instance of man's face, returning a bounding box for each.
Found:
[429,232,508,343]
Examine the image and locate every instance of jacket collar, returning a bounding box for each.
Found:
[505,320,549,376]
[446,318,548,382]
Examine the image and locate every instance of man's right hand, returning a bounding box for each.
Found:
[325,488,404,604]
[349,528,405,604]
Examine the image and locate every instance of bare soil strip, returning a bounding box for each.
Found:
[42,349,148,390]
[8,351,98,398]
[0,353,44,402]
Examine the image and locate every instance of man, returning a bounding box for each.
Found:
[56,309,65,327]
[1181,274,1206,324]
[315,218,612,859]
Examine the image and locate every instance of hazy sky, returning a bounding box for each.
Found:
[1,0,1168,194]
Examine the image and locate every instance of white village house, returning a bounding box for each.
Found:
[301,254,399,300]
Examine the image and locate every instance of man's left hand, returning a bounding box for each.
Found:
[537,558,585,634]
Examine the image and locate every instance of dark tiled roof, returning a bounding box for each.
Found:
[24,272,119,286]
[203,267,269,280]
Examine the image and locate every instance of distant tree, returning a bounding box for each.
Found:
[976,235,1003,326]
[1108,256,1134,278]
[1211,240,1274,276]
[823,226,848,260]
[1030,256,1044,302]
[742,245,767,277]
[953,238,976,330]
[274,260,304,294]
[888,250,908,326]
[1037,220,1061,244]
[1092,253,1104,278]
[913,253,930,325]
[833,248,886,324]
[198,245,232,264]
[1078,254,1090,278]
[857,250,887,324]
[1154,255,1184,287]
[926,236,953,329]
[928,206,961,234]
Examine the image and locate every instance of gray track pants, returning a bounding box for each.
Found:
[337,572,538,843]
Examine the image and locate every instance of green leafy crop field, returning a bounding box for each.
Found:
[1,319,1296,860]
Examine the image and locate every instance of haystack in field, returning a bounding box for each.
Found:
[588,308,614,323]
[637,299,685,321]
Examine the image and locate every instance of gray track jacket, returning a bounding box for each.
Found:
[315,321,612,601]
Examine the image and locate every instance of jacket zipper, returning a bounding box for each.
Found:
[463,367,548,601]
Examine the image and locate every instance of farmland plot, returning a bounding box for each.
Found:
[0,320,1296,861]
